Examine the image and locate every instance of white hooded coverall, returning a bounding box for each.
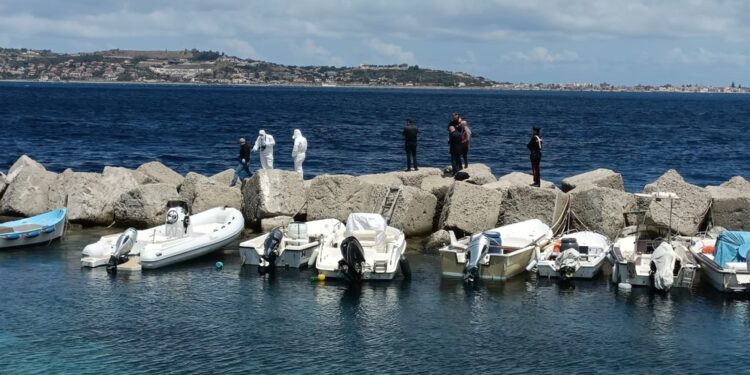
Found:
[292,129,307,177]
[252,130,276,169]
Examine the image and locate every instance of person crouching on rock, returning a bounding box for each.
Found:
[527,126,543,187]
[231,137,252,187]
[252,130,276,169]
[448,125,463,176]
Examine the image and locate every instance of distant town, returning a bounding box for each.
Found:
[0,47,747,93]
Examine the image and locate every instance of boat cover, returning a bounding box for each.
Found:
[345,213,386,246]
[652,242,676,290]
[713,231,750,268]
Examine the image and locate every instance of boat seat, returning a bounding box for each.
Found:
[351,230,386,253]
[11,224,43,232]
[0,226,12,234]
[283,238,307,247]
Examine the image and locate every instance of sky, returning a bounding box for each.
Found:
[0,0,748,86]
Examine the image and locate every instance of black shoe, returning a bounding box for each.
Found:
[404,168,412,172]
[414,168,419,171]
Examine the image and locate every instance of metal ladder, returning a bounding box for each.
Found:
[678,267,696,288]
[373,260,388,273]
[379,187,402,224]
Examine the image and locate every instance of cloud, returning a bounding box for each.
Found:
[502,46,581,64]
[456,50,476,65]
[219,38,258,59]
[368,38,416,64]
[662,47,747,66]
[301,39,328,57]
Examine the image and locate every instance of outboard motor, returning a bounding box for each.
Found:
[165,200,190,238]
[106,228,137,275]
[464,234,490,283]
[557,237,581,280]
[338,236,366,283]
[258,227,284,275]
[650,241,676,291]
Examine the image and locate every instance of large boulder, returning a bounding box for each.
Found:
[137,161,184,187]
[422,229,450,254]
[561,168,624,192]
[720,176,750,191]
[242,169,306,227]
[6,155,46,181]
[0,172,7,200]
[358,173,403,187]
[706,186,750,231]
[0,166,57,217]
[102,166,148,187]
[260,216,294,232]
[48,169,114,225]
[499,186,568,227]
[389,185,437,236]
[306,175,388,222]
[453,163,496,185]
[483,172,555,191]
[420,175,453,202]
[570,186,637,239]
[439,181,503,235]
[643,170,711,235]
[192,179,243,214]
[178,172,209,206]
[211,168,238,187]
[391,168,443,188]
[114,183,179,228]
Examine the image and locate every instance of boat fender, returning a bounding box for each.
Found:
[25,230,40,238]
[5,233,20,240]
[307,248,319,268]
[215,261,224,271]
[399,255,412,280]
[42,226,55,234]
[309,273,326,282]
[618,282,632,290]
[525,259,538,272]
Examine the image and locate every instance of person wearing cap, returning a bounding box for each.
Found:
[292,129,307,178]
[527,126,543,187]
[230,137,252,187]
[252,129,276,169]
[403,118,419,171]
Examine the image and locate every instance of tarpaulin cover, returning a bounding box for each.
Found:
[713,231,750,268]
[652,242,676,290]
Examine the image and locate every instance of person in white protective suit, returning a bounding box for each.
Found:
[252,130,276,169]
[292,129,307,178]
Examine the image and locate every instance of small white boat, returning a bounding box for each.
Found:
[609,192,699,291]
[536,231,610,280]
[439,219,553,282]
[239,219,345,274]
[315,213,410,282]
[690,231,750,293]
[0,208,66,249]
[81,201,244,272]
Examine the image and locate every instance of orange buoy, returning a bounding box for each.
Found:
[702,244,715,255]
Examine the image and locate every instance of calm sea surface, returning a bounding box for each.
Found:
[2,83,750,374]
[1,82,749,191]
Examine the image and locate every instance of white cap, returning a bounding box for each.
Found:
[259,130,266,135]
[293,129,301,139]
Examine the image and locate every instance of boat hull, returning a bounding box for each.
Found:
[692,253,750,293]
[0,209,66,249]
[440,246,534,280]
[239,245,316,268]
[537,255,606,279]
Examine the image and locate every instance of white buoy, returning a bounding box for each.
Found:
[525,259,538,272]
[618,282,632,290]
[307,248,319,268]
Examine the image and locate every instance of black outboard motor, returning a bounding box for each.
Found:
[106,228,137,275]
[258,227,284,275]
[338,236,366,283]
[464,234,490,283]
[557,237,580,280]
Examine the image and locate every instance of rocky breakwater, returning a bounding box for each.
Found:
[2,155,749,246]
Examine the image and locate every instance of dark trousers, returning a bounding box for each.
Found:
[451,153,463,175]
[461,145,469,168]
[405,142,417,169]
[530,152,541,186]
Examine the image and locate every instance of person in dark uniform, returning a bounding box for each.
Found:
[448,125,463,176]
[403,118,419,171]
[527,127,543,187]
[230,137,252,187]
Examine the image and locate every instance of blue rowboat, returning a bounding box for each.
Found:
[0,208,67,249]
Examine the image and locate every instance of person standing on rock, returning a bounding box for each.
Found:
[230,137,252,187]
[459,120,471,169]
[448,125,463,176]
[252,130,276,169]
[292,129,307,178]
[527,127,543,187]
[403,118,419,171]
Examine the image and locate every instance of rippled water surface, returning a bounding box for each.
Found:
[1,231,750,374]
[1,82,749,191]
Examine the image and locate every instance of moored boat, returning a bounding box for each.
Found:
[0,208,67,249]
[239,219,345,274]
[690,231,750,293]
[81,201,243,272]
[315,213,410,282]
[536,231,610,280]
[439,219,553,282]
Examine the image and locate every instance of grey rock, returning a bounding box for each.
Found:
[499,185,568,227]
[419,175,453,202]
[102,166,148,186]
[211,168,238,187]
[455,163,496,185]
[570,186,637,240]
[561,168,624,192]
[178,172,210,209]
[192,178,243,214]
[114,183,180,228]
[643,169,712,235]
[706,186,750,230]
[137,161,184,187]
[242,169,306,227]
[484,172,555,191]
[306,174,388,222]
[358,173,403,187]
[48,169,113,225]
[389,185,437,236]
[439,181,503,235]
[391,168,443,188]
[720,176,750,191]
[0,172,7,200]
[0,166,57,217]
[6,154,46,181]
[422,229,450,254]
[260,216,294,233]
